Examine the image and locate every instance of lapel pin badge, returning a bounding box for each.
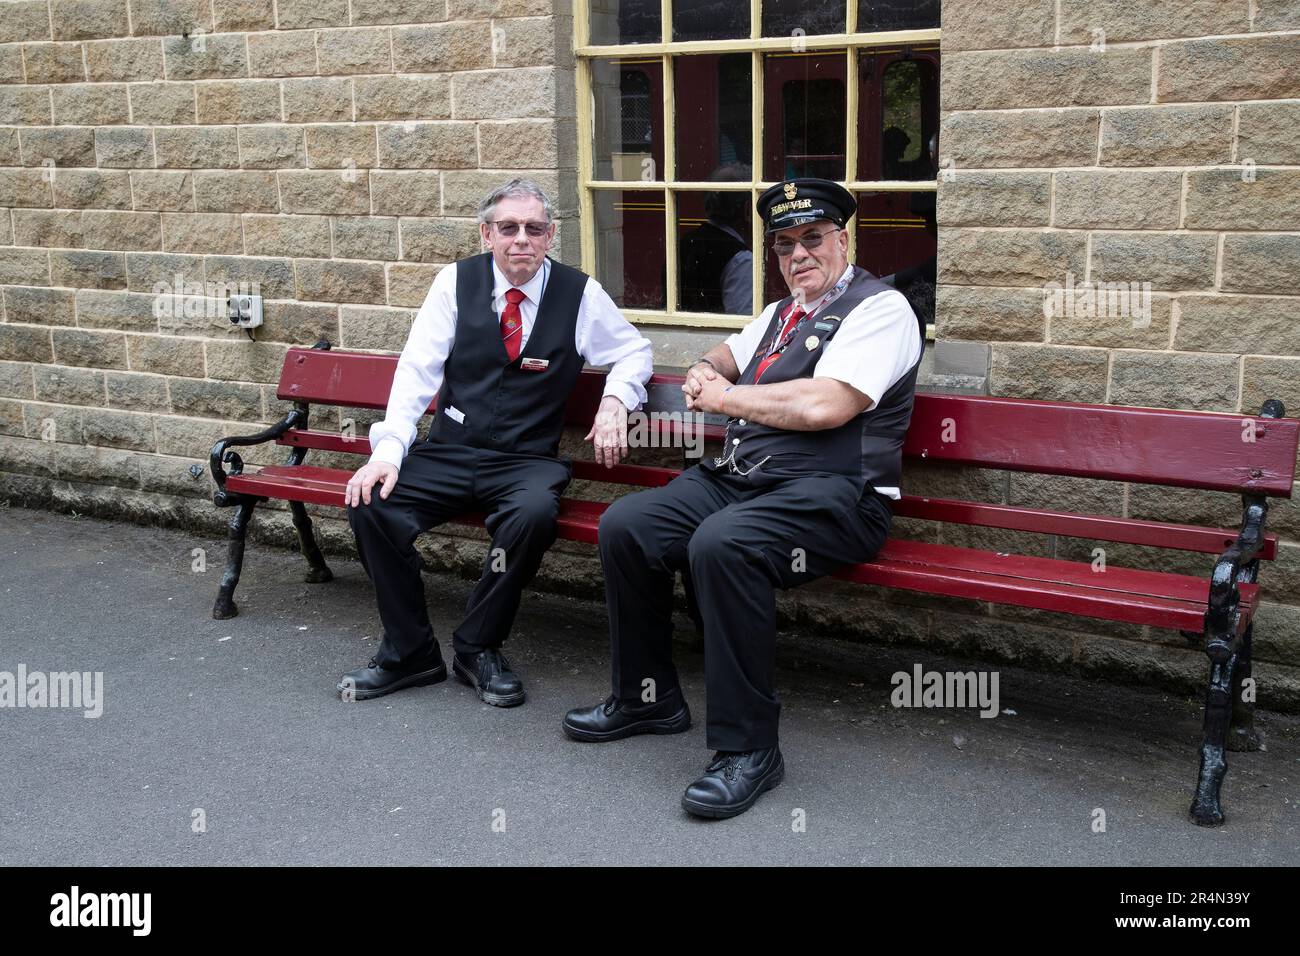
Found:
[805,335,820,351]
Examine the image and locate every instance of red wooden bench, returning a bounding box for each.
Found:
[209,342,1298,827]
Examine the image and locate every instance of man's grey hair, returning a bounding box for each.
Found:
[477,178,557,225]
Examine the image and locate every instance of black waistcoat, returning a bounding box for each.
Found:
[427,253,587,458]
[709,267,921,489]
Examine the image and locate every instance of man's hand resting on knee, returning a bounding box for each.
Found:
[346,461,398,507]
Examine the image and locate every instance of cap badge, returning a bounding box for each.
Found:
[783,182,798,200]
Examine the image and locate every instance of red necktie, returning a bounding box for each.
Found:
[754,304,806,382]
[500,288,526,361]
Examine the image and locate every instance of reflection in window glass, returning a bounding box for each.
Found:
[856,191,935,335]
[673,0,748,41]
[675,53,752,181]
[589,0,661,45]
[677,188,754,315]
[761,0,845,37]
[858,48,939,181]
[858,0,940,31]
[595,190,666,309]
[763,52,846,182]
[592,59,664,181]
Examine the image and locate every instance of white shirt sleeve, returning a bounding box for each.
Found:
[723,303,778,378]
[812,288,921,408]
[575,276,653,411]
[367,263,458,471]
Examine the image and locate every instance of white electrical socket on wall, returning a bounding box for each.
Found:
[228,294,264,329]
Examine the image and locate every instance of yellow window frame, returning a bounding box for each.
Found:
[573,1,940,331]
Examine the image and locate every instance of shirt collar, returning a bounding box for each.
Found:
[491,256,548,305]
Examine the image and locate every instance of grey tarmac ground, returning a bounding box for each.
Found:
[0,506,1296,866]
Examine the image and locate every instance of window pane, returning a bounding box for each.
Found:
[856,190,935,333]
[762,51,846,181]
[857,0,940,31]
[762,0,845,37]
[589,0,662,45]
[676,189,754,315]
[592,58,664,181]
[675,53,752,181]
[858,47,940,181]
[595,189,666,309]
[673,0,748,41]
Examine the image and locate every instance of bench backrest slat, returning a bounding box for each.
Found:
[904,395,1298,496]
[276,347,1298,498]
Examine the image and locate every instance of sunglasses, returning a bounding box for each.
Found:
[489,220,551,238]
[771,227,840,256]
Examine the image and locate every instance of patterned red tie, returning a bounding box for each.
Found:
[500,287,526,361]
[754,303,806,382]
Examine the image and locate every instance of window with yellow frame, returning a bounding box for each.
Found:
[574,1,940,333]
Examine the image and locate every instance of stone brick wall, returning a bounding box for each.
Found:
[0,2,576,552]
[931,1,1300,707]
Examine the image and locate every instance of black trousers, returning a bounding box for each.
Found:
[599,464,893,752]
[348,439,570,667]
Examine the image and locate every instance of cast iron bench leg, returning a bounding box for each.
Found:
[1190,652,1236,826]
[289,500,334,584]
[213,497,258,620]
[1227,622,1262,753]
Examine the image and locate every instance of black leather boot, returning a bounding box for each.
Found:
[336,651,447,701]
[453,648,525,707]
[562,688,691,742]
[681,747,784,819]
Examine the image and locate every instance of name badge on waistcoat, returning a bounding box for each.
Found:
[520,357,550,372]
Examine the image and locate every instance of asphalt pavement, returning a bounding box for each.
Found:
[1,505,1296,865]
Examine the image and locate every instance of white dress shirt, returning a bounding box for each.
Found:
[369,257,654,471]
[722,264,922,499]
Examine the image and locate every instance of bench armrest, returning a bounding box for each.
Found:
[209,407,307,505]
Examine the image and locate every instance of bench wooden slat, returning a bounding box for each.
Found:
[832,556,1248,633]
[873,538,1213,604]
[905,394,1299,496]
[892,496,1276,560]
[276,349,419,412]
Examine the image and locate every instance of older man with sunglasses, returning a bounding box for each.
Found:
[563,178,923,819]
[339,179,652,708]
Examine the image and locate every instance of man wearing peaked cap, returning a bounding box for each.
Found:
[564,177,923,819]
[757,176,858,234]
